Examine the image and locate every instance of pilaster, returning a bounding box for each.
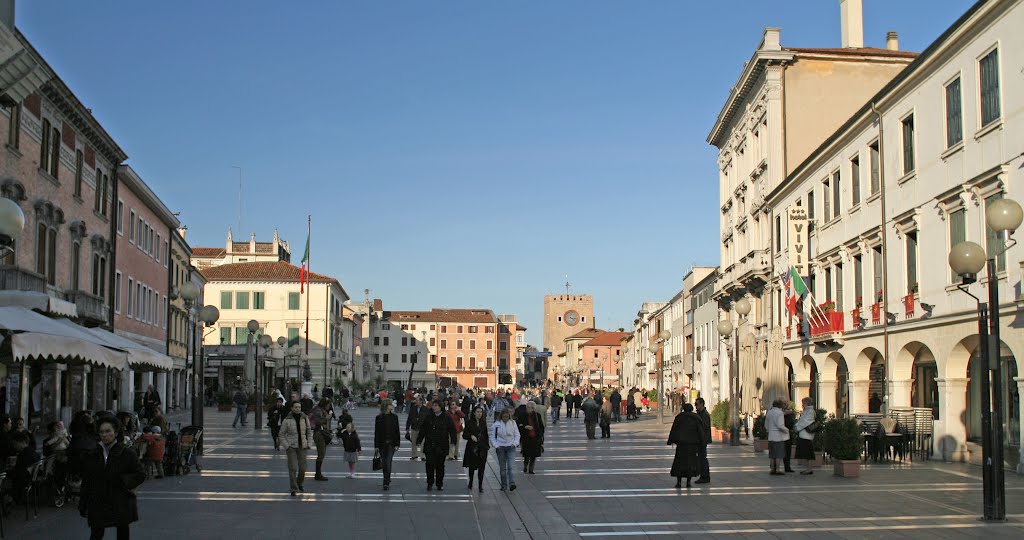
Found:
[935,378,969,462]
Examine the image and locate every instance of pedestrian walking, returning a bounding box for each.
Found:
[667,403,705,488]
[599,398,612,438]
[793,397,817,475]
[446,402,465,461]
[267,397,284,451]
[462,407,489,492]
[79,417,146,540]
[626,391,637,420]
[279,401,313,496]
[694,397,712,484]
[765,399,789,475]
[491,408,520,491]
[515,401,545,474]
[581,394,600,440]
[610,388,622,422]
[309,398,333,481]
[564,390,574,419]
[374,401,401,490]
[573,391,583,418]
[232,388,248,428]
[417,400,456,491]
[339,422,361,478]
[550,390,563,424]
[406,397,428,461]
[142,385,161,423]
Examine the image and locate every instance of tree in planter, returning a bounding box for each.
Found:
[822,417,862,477]
[216,390,234,411]
[709,399,731,442]
[811,410,831,453]
[752,412,769,452]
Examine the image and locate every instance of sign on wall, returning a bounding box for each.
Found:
[787,206,809,275]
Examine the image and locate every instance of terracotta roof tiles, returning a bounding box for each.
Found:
[199,261,342,290]
[384,308,497,324]
[566,328,604,341]
[786,46,918,59]
[192,247,226,258]
[582,331,631,347]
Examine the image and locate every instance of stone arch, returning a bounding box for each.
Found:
[907,343,938,417]
[800,354,819,410]
[823,352,849,418]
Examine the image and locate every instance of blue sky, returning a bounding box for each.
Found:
[19,1,968,347]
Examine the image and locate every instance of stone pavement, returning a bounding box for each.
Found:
[5,405,1024,539]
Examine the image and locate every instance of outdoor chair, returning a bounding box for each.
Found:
[22,458,46,520]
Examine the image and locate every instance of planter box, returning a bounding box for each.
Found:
[833,459,860,478]
[814,451,825,467]
[719,431,731,445]
[753,439,769,453]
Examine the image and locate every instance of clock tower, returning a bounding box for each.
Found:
[543,294,595,358]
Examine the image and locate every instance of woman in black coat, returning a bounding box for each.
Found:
[667,403,706,488]
[462,407,490,492]
[515,401,545,474]
[373,401,401,490]
[79,417,146,540]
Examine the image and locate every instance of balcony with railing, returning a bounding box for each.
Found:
[0,265,47,293]
[65,290,108,324]
[809,307,844,343]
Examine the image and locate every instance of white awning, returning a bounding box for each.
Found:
[0,306,128,370]
[0,290,78,318]
[80,326,174,372]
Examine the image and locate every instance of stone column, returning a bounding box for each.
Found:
[889,379,912,410]
[91,366,108,412]
[156,372,168,412]
[67,365,88,412]
[935,378,968,462]
[1016,377,1024,474]
[40,364,62,425]
[119,369,134,413]
[818,376,838,417]
[848,380,870,414]
[793,381,811,406]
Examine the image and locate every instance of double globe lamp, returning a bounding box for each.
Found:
[717,296,750,446]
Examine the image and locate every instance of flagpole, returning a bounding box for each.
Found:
[305,215,311,356]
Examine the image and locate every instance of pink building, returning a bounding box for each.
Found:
[580,331,630,388]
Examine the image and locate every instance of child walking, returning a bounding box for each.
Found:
[339,422,362,478]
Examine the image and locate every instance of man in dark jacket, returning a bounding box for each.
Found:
[550,391,563,424]
[694,397,712,483]
[580,394,601,440]
[416,400,456,491]
[782,401,796,473]
[232,389,248,428]
[610,389,622,422]
[80,417,146,539]
[406,397,429,461]
[667,403,706,488]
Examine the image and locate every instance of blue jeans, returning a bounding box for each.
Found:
[551,407,560,423]
[495,446,516,488]
[379,445,396,485]
[233,405,247,426]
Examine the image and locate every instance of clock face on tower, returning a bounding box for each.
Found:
[564,310,579,326]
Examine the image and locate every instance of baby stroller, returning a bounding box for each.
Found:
[177,426,203,474]
[162,431,180,476]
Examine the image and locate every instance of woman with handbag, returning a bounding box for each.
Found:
[793,397,818,475]
[373,400,401,490]
[309,398,333,481]
[79,417,146,539]
[462,407,489,492]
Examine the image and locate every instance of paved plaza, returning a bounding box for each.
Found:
[6,406,1024,539]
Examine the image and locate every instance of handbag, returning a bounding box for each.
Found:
[372,450,382,471]
[805,420,821,433]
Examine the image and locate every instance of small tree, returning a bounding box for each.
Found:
[710,399,731,430]
[822,417,861,460]
[753,413,768,440]
[812,409,830,452]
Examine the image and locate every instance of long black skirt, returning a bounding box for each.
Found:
[670,443,700,478]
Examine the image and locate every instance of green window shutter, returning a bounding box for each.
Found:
[288,292,300,310]
[288,327,300,347]
[253,292,264,310]
[906,232,918,293]
[220,291,232,309]
[945,78,963,147]
[851,158,860,206]
[950,209,966,280]
[980,49,1000,126]
[236,292,249,310]
[986,194,1007,271]
[219,327,231,345]
[902,115,915,174]
[235,327,248,345]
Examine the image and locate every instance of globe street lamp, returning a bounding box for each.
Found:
[246,319,263,431]
[0,197,25,257]
[648,329,671,424]
[948,196,1021,521]
[277,336,288,393]
[719,295,750,447]
[180,281,218,439]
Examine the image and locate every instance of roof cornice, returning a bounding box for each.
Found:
[117,164,179,229]
[707,48,795,147]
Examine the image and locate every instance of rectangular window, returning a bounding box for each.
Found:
[854,256,863,306]
[822,177,831,222]
[70,242,80,290]
[235,291,249,310]
[411,337,416,346]
[220,327,231,345]
[456,356,463,369]
[440,339,447,349]
[440,356,447,368]
[46,228,56,285]
[869,142,880,195]
[457,339,463,350]
[129,211,135,243]
[949,208,966,280]
[383,337,389,346]
[850,157,861,206]
[835,263,844,312]
[253,292,264,309]
[775,215,782,251]
[807,191,815,232]
[220,291,232,309]
[96,169,105,212]
[39,119,50,173]
[50,127,59,178]
[457,325,463,333]
[288,292,300,310]
[985,194,1007,272]
[373,336,380,346]
[901,114,915,175]
[116,200,124,234]
[499,341,508,351]
[832,170,841,218]
[7,104,19,149]
[127,278,134,318]
[401,354,408,364]
[873,246,883,302]
[235,327,248,345]
[74,150,83,197]
[979,48,1000,127]
[906,231,918,293]
[468,326,477,333]
[401,337,407,346]
[430,324,436,330]
[945,77,963,147]
[114,272,122,313]
[401,324,408,331]
[469,339,476,349]
[440,325,446,333]
[288,327,300,347]
[429,337,435,346]
[486,340,493,349]
[383,354,389,363]
[825,267,833,303]
[469,357,476,369]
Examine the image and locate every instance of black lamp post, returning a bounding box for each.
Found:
[948,196,1021,521]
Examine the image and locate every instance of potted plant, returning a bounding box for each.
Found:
[820,300,836,313]
[710,399,731,444]
[811,409,830,466]
[822,417,861,477]
[753,413,769,453]
[216,389,234,412]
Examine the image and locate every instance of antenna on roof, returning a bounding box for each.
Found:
[565,275,571,295]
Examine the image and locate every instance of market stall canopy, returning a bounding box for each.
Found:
[56,322,174,372]
[0,306,127,370]
[0,290,78,318]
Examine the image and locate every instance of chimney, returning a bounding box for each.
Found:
[886,31,899,51]
[840,0,864,48]
[760,27,781,51]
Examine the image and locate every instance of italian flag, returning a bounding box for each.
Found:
[299,233,309,293]
[787,267,808,316]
